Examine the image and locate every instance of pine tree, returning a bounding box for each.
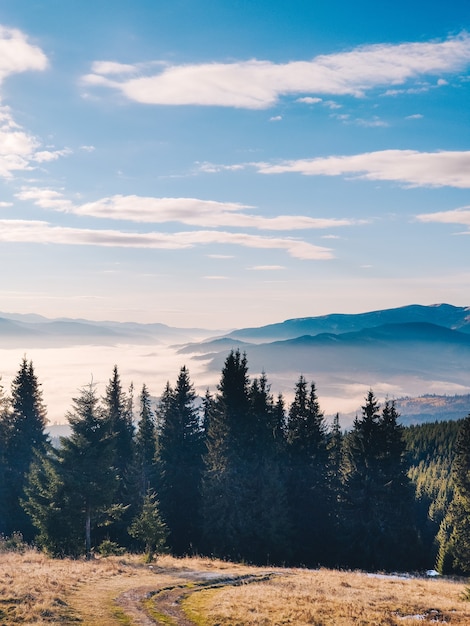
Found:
[128,491,168,563]
[4,358,48,539]
[202,351,289,564]
[102,366,135,545]
[341,392,418,570]
[286,376,329,565]
[157,367,204,555]
[134,384,158,496]
[0,380,12,536]
[23,447,82,556]
[103,366,134,480]
[60,383,118,558]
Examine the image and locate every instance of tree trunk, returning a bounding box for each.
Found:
[85,504,92,559]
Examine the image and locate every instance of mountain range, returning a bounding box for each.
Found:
[1,303,469,425]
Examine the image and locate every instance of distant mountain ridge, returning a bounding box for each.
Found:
[0,312,221,347]
[225,303,470,343]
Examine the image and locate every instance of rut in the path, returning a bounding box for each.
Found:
[115,572,278,625]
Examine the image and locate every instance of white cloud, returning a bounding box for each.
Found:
[255,149,470,188]
[203,275,229,280]
[247,265,285,270]
[80,145,96,152]
[355,117,388,127]
[416,206,470,228]
[32,148,72,162]
[207,254,234,259]
[406,114,423,120]
[91,61,138,75]
[82,33,470,109]
[296,97,322,104]
[196,161,245,173]
[16,187,74,211]
[0,108,39,178]
[0,219,333,260]
[269,115,282,122]
[17,189,362,231]
[0,201,12,207]
[0,26,48,83]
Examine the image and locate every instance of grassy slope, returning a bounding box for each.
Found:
[2,550,470,625]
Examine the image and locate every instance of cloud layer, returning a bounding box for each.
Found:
[0,219,332,259]
[16,189,360,231]
[82,33,470,108]
[255,150,470,188]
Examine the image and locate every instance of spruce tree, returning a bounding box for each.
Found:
[134,384,158,496]
[341,393,417,570]
[60,383,118,558]
[157,367,204,555]
[202,351,289,564]
[102,366,135,545]
[0,380,12,536]
[128,491,168,563]
[4,358,48,539]
[286,376,329,565]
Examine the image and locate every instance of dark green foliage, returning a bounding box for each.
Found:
[101,366,135,545]
[2,359,48,539]
[23,447,82,556]
[128,491,168,562]
[405,420,460,564]
[59,383,119,558]
[202,351,290,564]
[157,367,204,555]
[4,349,466,571]
[134,384,158,496]
[286,376,330,565]
[341,393,418,570]
[436,415,470,574]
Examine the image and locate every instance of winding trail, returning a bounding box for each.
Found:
[117,572,277,625]
[69,565,277,625]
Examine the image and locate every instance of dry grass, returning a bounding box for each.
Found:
[0,550,255,624]
[184,568,470,626]
[1,550,470,625]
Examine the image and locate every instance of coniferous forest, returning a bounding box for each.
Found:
[0,352,469,573]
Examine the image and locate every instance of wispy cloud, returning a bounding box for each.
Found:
[17,190,362,231]
[82,33,470,109]
[247,265,285,270]
[0,220,333,259]
[254,149,470,188]
[416,206,470,231]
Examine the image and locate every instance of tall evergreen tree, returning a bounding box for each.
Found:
[59,383,118,558]
[341,392,418,570]
[103,366,134,480]
[157,366,204,555]
[134,384,158,496]
[286,376,329,565]
[0,380,12,536]
[102,366,135,545]
[3,358,48,539]
[203,351,289,564]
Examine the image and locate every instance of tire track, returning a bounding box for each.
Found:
[116,572,278,625]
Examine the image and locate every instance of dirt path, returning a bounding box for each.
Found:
[69,567,276,625]
[123,572,278,626]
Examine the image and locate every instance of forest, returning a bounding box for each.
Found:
[0,351,469,574]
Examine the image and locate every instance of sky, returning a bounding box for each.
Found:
[0,0,470,329]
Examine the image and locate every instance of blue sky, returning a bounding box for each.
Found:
[1,0,469,328]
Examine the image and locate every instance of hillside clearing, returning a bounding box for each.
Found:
[1,550,470,625]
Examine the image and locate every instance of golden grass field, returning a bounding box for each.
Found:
[1,549,470,625]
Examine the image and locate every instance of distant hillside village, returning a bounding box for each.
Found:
[1,351,470,574]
